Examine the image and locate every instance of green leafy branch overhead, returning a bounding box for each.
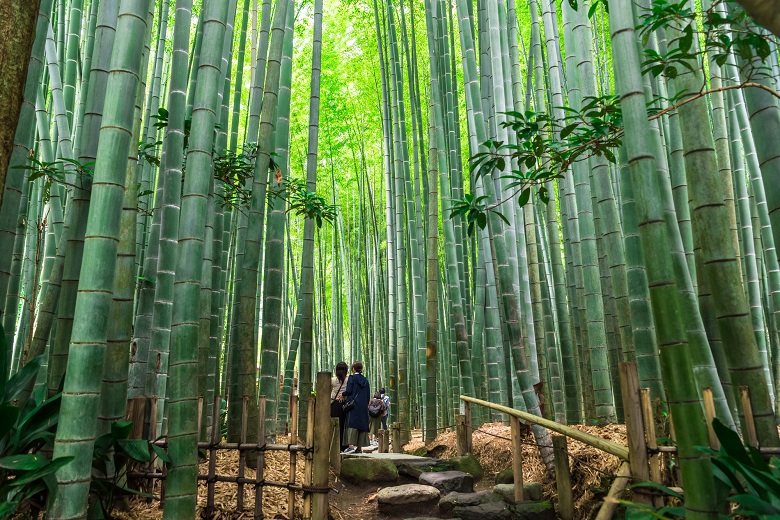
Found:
[267,176,338,228]
[637,0,778,80]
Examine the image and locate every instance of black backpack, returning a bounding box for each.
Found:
[368,398,385,418]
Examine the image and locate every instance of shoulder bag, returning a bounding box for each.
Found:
[330,379,345,417]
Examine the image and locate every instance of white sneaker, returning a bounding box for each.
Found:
[370,440,378,446]
[342,446,357,454]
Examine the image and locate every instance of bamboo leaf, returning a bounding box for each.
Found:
[117,439,151,463]
[517,188,531,207]
[679,24,693,54]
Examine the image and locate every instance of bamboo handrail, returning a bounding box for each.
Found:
[460,395,630,460]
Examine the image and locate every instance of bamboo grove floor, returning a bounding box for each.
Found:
[122,423,628,519]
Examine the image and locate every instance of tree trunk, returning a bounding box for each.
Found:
[0,0,41,212]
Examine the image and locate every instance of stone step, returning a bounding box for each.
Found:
[439,490,500,514]
[377,484,441,515]
[419,470,475,494]
[339,457,398,483]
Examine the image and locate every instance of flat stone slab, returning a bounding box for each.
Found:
[419,470,474,494]
[377,484,441,513]
[342,452,438,465]
[340,457,398,483]
[439,491,499,513]
[398,459,456,478]
[453,500,512,520]
[493,482,543,503]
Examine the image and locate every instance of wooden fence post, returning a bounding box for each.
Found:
[329,418,341,471]
[392,423,401,453]
[740,386,759,448]
[206,395,220,519]
[291,394,299,442]
[456,414,468,456]
[639,389,663,509]
[464,401,472,453]
[255,396,266,520]
[127,396,145,439]
[147,396,159,500]
[619,362,651,505]
[378,429,388,453]
[510,415,524,502]
[553,435,573,520]
[238,396,249,512]
[312,372,331,520]
[701,388,720,450]
[304,396,316,518]
[197,396,204,439]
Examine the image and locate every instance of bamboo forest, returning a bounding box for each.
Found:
[3,0,780,518]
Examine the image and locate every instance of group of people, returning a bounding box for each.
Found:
[330,361,390,454]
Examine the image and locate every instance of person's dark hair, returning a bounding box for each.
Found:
[373,392,381,399]
[352,361,364,373]
[379,388,385,394]
[335,361,348,382]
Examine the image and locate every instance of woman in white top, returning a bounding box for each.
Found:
[331,361,350,451]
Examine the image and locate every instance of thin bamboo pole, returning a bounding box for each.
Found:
[460,396,629,459]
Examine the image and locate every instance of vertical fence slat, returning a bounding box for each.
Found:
[304,396,316,518]
[619,362,651,505]
[147,396,158,501]
[553,435,573,520]
[312,372,331,520]
[288,395,299,518]
[255,396,267,520]
[456,414,468,456]
[509,415,524,502]
[197,396,204,439]
[238,396,249,511]
[740,386,760,448]
[206,394,220,519]
[639,388,664,509]
[464,401,472,453]
[701,387,719,449]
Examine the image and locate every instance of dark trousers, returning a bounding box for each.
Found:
[381,415,388,430]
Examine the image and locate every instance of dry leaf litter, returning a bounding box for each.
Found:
[122,424,629,519]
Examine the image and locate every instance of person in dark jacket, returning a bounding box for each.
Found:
[338,361,370,453]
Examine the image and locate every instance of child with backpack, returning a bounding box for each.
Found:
[368,391,385,446]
